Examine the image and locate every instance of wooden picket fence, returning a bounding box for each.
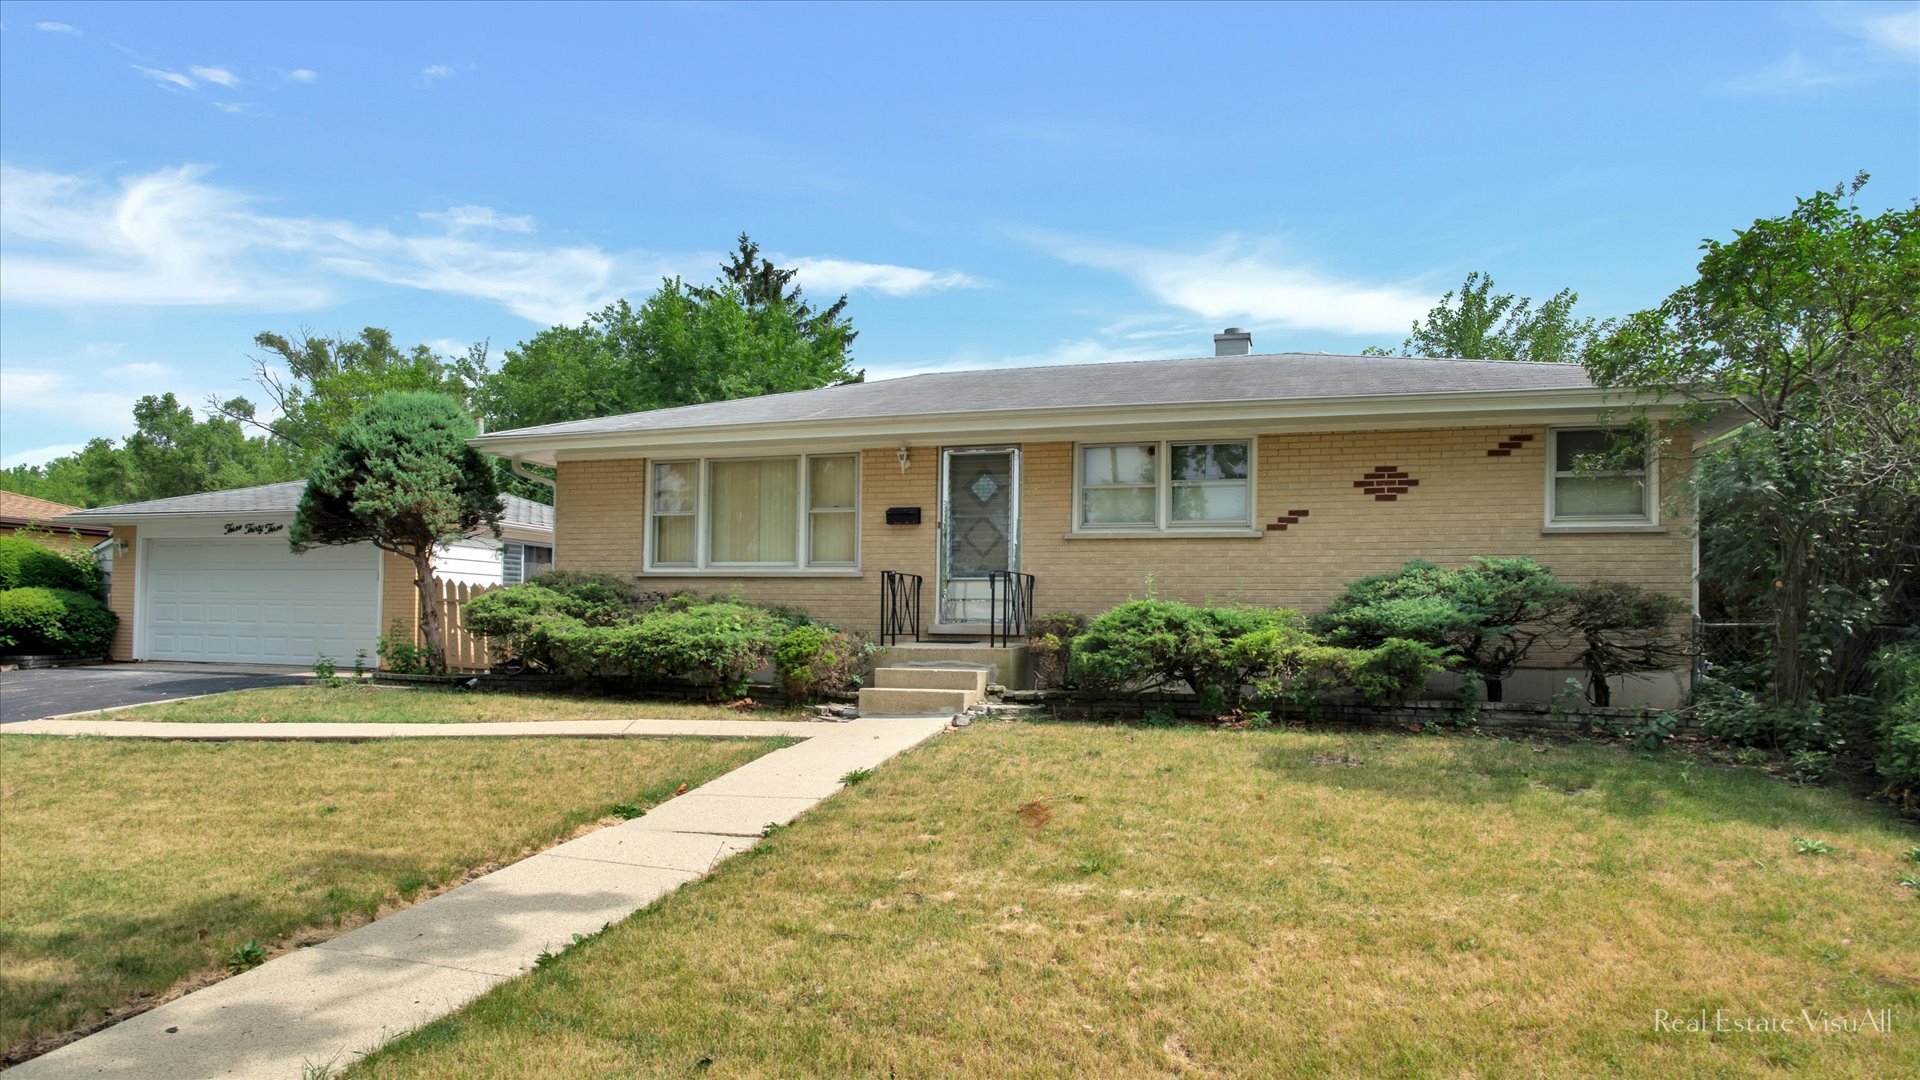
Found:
[397,578,498,672]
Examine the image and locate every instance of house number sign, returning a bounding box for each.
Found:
[224,523,286,535]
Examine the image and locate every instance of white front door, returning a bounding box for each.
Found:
[142,539,380,665]
[938,447,1020,626]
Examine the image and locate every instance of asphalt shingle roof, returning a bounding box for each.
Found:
[59,481,554,532]
[479,352,1599,441]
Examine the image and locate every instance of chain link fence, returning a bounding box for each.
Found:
[1692,620,1773,695]
[1692,618,1911,698]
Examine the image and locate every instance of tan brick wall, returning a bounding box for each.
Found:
[107,525,136,661]
[380,549,418,649]
[551,427,1694,662]
[555,450,940,630]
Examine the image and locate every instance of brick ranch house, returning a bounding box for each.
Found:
[474,332,1707,708]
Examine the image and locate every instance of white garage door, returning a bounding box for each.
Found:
[144,539,380,666]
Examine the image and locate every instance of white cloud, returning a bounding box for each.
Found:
[1851,6,1920,58]
[419,205,535,233]
[0,164,334,308]
[286,69,319,84]
[1722,52,1860,94]
[788,257,981,297]
[106,362,173,380]
[419,64,457,85]
[1029,231,1431,336]
[35,21,80,35]
[213,102,250,114]
[1725,6,1920,94]
[133,65,195,91]
[1,164,981,327]
[0,368,141,444]
[190,65,240,87]
[3,444,87,469]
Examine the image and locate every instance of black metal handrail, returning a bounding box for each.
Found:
[880,570,923,646]
[987,571,1036,648]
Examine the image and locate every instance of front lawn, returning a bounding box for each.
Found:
[0,734,787,1063]
[352,724,1919,1078]
[98,684,813,724]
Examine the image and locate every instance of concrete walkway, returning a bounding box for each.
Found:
[5,715,950,1079]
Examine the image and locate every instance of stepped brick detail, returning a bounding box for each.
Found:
[1355,468,1419,502]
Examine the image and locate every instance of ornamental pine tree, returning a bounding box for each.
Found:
[291,392,502,672]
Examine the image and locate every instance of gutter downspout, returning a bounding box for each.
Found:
[510,456,557,495]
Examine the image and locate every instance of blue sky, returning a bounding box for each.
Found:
[2,1,1916,467]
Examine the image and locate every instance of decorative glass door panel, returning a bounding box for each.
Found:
[939,448,1019,625]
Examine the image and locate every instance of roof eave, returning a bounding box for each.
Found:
[470,386,1664,465]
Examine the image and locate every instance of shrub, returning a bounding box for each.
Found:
[464,584,569,666]
[543,602,786,697]
[775,624,870,700]
[1071,600,1306,709]
[0,588,66,652]
[1872,644,1920,799]
[1028,611,1089,689]
[1317,557,1572,701]
[1550,582,1690,706]
[0,535,100,594]
[0,586,116,655]
[377,621,433,674]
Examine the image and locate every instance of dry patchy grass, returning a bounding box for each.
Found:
[352,724,1919,1079]
[102,684,812,724]
[0,734,786,1062]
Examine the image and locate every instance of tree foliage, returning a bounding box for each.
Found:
[1,395,301,508]
[1367,271,1605,363]
[216,328,483,459]
[476,238,861,433]
[1316,557,1573,702]
[1585,174,1920,705]
[291,392,502,672]
[1550,582,1690,706]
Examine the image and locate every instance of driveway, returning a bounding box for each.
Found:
[0,662,311,724]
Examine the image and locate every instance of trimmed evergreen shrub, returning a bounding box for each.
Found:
[0,536,100,594]
[1316,557,1572,701]
[0,587,116,655]
[774,624,870,700]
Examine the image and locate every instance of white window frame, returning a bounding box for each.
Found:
[1544,427,1659,529]
[1070,438,1257,536]
[643,452,861,575]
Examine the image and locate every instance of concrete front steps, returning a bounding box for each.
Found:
[858,666,987,715]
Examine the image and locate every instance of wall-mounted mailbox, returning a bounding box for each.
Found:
[885,507,922,525]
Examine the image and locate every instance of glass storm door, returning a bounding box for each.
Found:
[939,447,1019,626]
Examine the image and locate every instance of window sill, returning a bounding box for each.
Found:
[1540,523,1667,535]
[1063,528,1263,540]
[641,567,864,578]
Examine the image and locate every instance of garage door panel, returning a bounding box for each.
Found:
[144,540,379,666]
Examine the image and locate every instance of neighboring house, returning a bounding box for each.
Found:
[58,482,554,667]
[471,331,1704,706]
[0,491,111,551]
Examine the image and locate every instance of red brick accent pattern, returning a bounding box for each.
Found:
[1355,468,1419,502]
[1486,432,1537,457]
[1266,508,1311,532]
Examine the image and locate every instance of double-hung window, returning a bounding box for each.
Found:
[1075,439,1253,532]
[647,453,859,571]
[1547,428,1654,525]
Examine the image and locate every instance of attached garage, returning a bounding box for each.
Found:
[143,539,380,665]
[56,481,555,669]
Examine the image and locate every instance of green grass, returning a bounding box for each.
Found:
[96,684,812,724]
[0,734,789,1063]
[349,724,1920,1079]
